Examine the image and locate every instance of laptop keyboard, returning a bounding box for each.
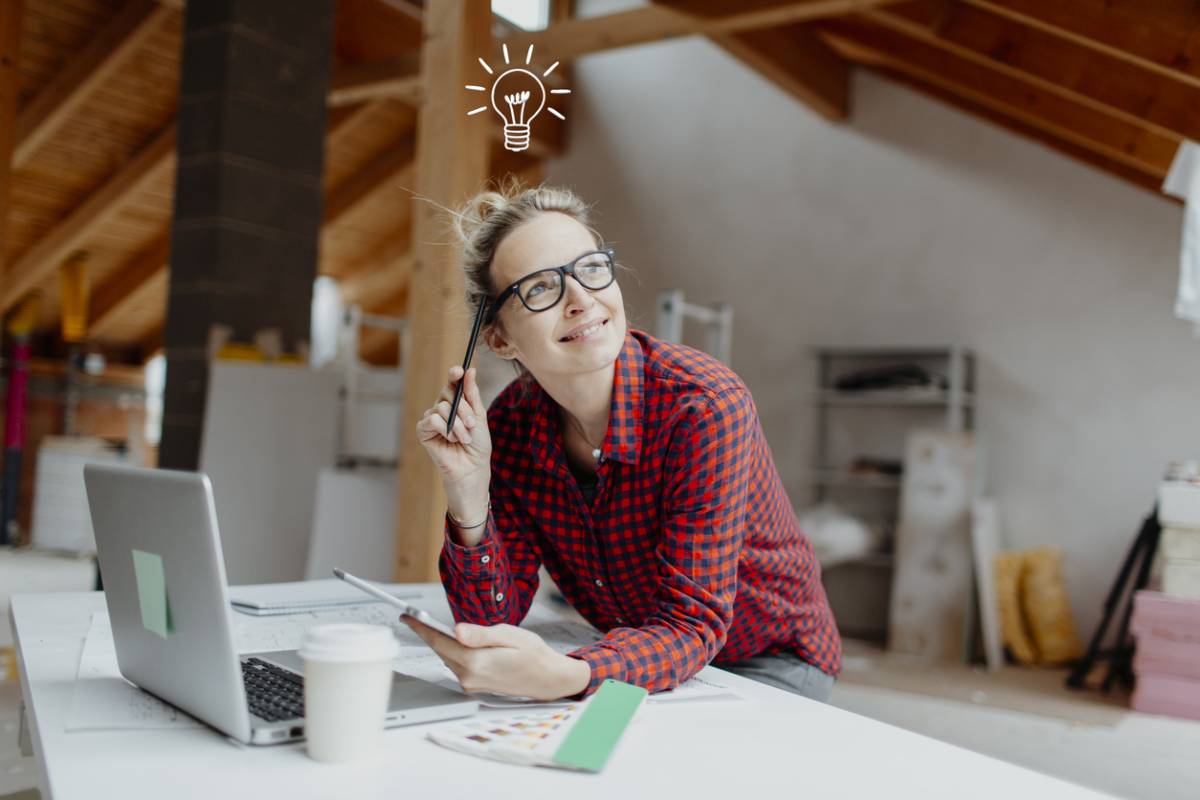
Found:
[241,657,305,722]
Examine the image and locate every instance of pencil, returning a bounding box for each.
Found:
[446,298,488,438]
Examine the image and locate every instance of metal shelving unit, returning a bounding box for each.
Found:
[809,346,975,641]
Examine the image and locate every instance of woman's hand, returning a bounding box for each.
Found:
[401,617,592,701]
[416,366,492,522]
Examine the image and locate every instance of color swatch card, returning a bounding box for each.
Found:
[427,679,647,772]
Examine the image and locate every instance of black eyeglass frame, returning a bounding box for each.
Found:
[482,247,616,324]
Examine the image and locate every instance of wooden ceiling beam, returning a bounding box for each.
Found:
[88,233,170,339]
[0,0,22,276]
[712,23,850,121]
[0,124,176,314]
[864,61,1173,198]
[13,0,171,169]
[819,19,1178,182]
[323,131,417,226]
[518,0,903,63]
[866,2,1200,143]
[963,0,1200,92]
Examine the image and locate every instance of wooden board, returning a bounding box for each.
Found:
[889,430,976,663]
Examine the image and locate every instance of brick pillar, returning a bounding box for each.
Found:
[160,1,334,469]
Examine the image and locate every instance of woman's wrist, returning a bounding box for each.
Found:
[556,654,592,699]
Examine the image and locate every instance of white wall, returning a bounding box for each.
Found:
[545,24,1198,636]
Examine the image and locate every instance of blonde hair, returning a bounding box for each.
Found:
[453,178,602,384]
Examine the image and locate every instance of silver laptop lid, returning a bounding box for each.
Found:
[84,463,252,743]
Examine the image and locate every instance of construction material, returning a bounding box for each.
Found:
[888,430,976,663]
[1131,590,1200,721]
[29,436,124,553]
[971,498,1005,671]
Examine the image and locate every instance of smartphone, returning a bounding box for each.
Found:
[333,567,458,640]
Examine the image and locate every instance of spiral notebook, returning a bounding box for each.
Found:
[228,579,418,616]
[427,679,647,772]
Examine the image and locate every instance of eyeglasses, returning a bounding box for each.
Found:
[484,248,616,323]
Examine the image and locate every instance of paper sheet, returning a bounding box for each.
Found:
[65,613,202,731]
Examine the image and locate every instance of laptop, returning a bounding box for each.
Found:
[83,463,478,745]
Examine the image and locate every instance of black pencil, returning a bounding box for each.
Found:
[445,298,488,439]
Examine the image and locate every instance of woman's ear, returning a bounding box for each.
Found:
[483,324,518,361]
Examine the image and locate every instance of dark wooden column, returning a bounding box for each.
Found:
[160,1,335,469]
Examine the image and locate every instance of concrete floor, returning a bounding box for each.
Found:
[831,640,1200,800]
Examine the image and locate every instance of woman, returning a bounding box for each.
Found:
[408,183,841,702]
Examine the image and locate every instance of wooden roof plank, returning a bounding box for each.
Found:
[819,18,1178,181]
[964,0,1200,91]
[1,122,176,313]
[868,2,1200,143]
[324,131,417,226]
[713,22,851,121]
[87,231,168,338]
[0,0,24,274]
[519,0,902,63]
[13,0,170,169]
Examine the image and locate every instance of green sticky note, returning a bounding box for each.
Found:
[553,679,647,773]
[131,549,173,638]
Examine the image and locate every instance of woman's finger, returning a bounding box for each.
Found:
[431,401,473,444]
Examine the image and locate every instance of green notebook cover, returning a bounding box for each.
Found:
[552,679,647,772]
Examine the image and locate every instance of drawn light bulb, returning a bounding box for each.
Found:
[467,44,570,153]
[491,70,545,153]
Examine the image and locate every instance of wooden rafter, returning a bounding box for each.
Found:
[0,124,176,314]
[713,23,850,121]
[329,57,422,107]
[74,105,388,339]
[864,3,1200,143]
[324,132,417,227]
[0,0,22,274]
[963,0,1200,92]
[13,0,170,169]
[818,18,1178,182]
[520,0,902,63]
[88,234,170,339]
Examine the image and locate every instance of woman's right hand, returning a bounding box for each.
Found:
[416,365,492,521]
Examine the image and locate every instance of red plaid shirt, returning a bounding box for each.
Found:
[440,329,841,697]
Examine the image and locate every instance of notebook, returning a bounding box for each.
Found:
[427,679,647,772]
[228,578,418,616]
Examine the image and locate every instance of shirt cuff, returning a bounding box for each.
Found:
[566,644,626,698]
[441,511,498,581]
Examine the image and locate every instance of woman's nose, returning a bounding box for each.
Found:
[563,277,594,313]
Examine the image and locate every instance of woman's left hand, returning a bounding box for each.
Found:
[401,617,592,701]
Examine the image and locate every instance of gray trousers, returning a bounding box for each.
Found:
[718,651,836,702]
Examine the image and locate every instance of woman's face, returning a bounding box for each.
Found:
[485,211,627,381]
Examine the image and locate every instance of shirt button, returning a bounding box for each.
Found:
[481,555,490,564]
[616,616,625,624]
[595,579,604,587]
[495,592,504,602]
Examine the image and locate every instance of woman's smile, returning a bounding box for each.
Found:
[559,318,610,344]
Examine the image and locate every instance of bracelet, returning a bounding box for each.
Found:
[448,501,489,529]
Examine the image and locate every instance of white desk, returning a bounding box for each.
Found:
[12,586,1114,800]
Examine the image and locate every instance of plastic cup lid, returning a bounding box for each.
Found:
[298,624,400,663]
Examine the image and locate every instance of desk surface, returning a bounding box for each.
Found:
[12,586,1114,800]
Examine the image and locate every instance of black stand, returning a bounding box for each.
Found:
[1065,507,1161,692]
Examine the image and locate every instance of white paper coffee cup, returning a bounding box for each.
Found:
[299,624,400,763]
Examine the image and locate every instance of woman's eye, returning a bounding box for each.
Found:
[527,282,550,297]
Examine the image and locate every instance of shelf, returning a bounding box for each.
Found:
[815,389,974,408]
[809,470,901,490]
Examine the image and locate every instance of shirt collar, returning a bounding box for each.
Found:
[530,327,644,472]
